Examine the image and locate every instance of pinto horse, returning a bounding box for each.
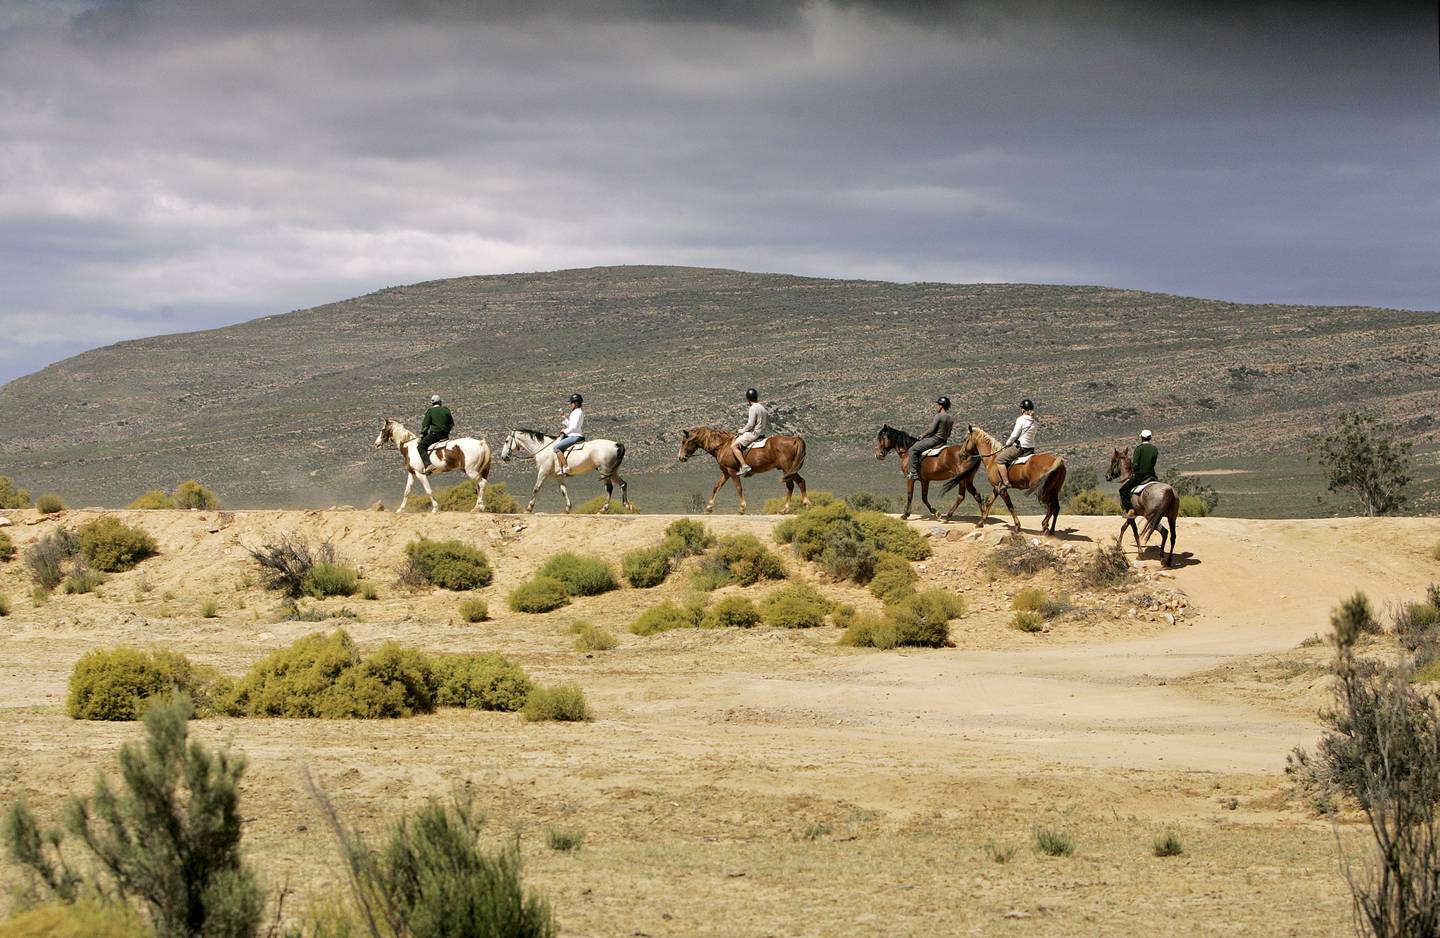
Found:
[677,427,808,514]
[873,425,984,521]
[499,428,630,514]
[373,418,492,513]
[944,425,1066,533]
[1106,448,1179,566]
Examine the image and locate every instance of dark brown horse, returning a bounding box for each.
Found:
[678,426,809,514]
[874,425,984,521]
[945,425,1066,533]
[1107,449,1179,566]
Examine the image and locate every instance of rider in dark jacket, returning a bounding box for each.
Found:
[418,395,454,471]
[1120,429,1159,516]
[907,397,953,481]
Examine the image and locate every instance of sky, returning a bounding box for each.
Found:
[1,0,1436,384]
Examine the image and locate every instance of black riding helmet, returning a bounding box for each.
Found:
[936,396,950,410]
[1020,398,1034,411]
[745,388,759,402]
[569,393,583,405]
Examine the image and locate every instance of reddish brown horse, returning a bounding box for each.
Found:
[874,425,985,521]
[945,425,1066,533]
[678,427,809,514]
[1107,448,1179,566]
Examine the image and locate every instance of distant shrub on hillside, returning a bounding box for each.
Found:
[570,620,618,652]
[776,503,929,586]
[78,517,158,572]
[843,490,896,513]
[537,552,617,596]
[63,565,105,594]
[629,598,706,636]
[126,490,175,509]
[430,651,531,711]
[1178,495,1210,517]
[1012,611,1045,633]
[25,528,80,591]
[1067,489,1121,516]
[621,545,672,588]
[67,647,229,720]
[402,538,493,591]
[842,589,965,649]
[1163,469,1220,514]
[663,518,716,556]
[36,494,65,514]
[1061,467,1101,503]
[522,682,592,722]
[701,595,762,629]
[458,597,489,623]
[855,511,930,560]
[693,533,786,590]
[173,480,220,510]
[0,475,31,509]
[508,576,570,613]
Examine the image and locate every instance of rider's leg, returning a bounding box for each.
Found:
[555,435,580,475]
[1119,476,1137,517]
[733,433,755,475]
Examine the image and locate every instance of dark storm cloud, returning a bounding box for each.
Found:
[0,0,1435,382]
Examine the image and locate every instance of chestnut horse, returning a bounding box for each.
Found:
[1106,448,1179,566]
[873,425,984,521]
[945,425,1066,533]
[677,427,808,514]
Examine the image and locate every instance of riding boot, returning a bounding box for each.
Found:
[557,457,569,477]
[996,466,1011,491]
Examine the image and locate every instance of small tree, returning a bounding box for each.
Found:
[0,475,32,509]
[1312,412,1413,517]
[2,695,263,938]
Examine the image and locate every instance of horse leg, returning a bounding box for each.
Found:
[706,474,727,514]
[902,478,915,520]
[1000,489,1021,532]
[616,473,630,510]
[397,472,416,513]
[559,479,572,513]
[782,474,796,513]
[600,476,614,514]
[528,471,545,513]
[796,473,810,509]
[1167,509,1178,567]
[735,475,747,515]
[921,480,939,519]
[417,472,438,514]
[467,466,487,512]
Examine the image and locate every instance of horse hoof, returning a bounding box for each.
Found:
[900,514,910,521]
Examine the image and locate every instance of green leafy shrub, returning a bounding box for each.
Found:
[508,576,571,613]
[63,565,104,594]
[570,620,618,652]
[663,518,716,556]
[621,545,672,588]
[869,552,918,604]
[545,828,584,852]
[1034,827,1076,857]
[247,534,337,598]
[701,595,762,629]
[831,602,858,629]
[759,583,832,629]
[629,598,706,635]
[1011,587,1047,612]
[219,629,429,718]
[316,794,554,938]
[855,510,931,560]
[305,561,359,598]
[67,647,229,720]
[1078,541,1133,588]
[323,642,436,719]
[1067,489,1122,515]
[1153,830,1184,857]
[126,490,174,510]
[844,490,896,512]
[431,652,532,711]
[522,682,593,722]
[694,533,786,589]
[1178,495,1210,517]
[2,696,263,938]
[839,613,902,650]
[458,598,489,623]
[817,533,877,583]
[884,590,966,646]
[26,528,79,591]
[172,480,220,510]
[36,494,65,514]
[0,529,13,562]
[1,900,154,938]
[1012,611,1045,633]
[775,501,861,557]
[78,517,158,572]
[537,552,617,596]
[403,538,494,591]
[0,475,32,508]
[574,495,639,514]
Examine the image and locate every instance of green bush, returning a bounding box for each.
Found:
[78,517,157,572]
[63,565,104,594]
[1011,587,1047,612]
[884,590,966,646]
[1078,541,1133,588]
[0,475,32,508]
[522,682,593,722]
[701,595,762,629]
[67,647,228,720]
[839,613,902,650]
[545,828,584,852]
[570,620,618,652]
[621,545,672,588]
[0,529,13,562]
[1153,830,1184,857]
[305,561,359,598]
[458,598,489,623]
[759,583,832,629]
[126,490,175,509]
[325,642,436,719]
[431,652,532,711]
[25,528,79,591]
[1012,611,1045,633]
[1034,827,1076,857]
[869,552,918,604]
[1178,495,1210,517]
[775,501,862,558]
[629,598,706,635]
[403,538,494,590]
[694,533,786,590]
[172,480,220,510]
[315,794,554,938]
[817,533,877,583]
[508,576,571,613]
[1067,489,1122,515]
[1,901,154,938]
[855,510,931,560]
[662,518,715,556]
[574,495,639,514]
[3,696,263,938]
[844,490,896,512]
[831,602,858,629]
[537,552,617,596]
[36,494,65,514]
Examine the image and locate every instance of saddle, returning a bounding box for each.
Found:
[561,440,588,452]
[740,436,769,451]
[1011,453,1035,466]
[921,444,949,458]
[423,438,451,452]
[1132,480,1158,495]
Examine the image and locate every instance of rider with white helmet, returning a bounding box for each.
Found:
[418,394,453,472]
[1120,429,1159,517]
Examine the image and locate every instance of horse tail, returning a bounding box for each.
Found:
[614,441,626,470]
[1030,456,1065,500]
[940,456,981,496]
[788,435,806,476]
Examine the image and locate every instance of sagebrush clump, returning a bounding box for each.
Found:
[458,597,489,623]
[1178,495,1210,518]
[306,561,359,598]
[67,647,228,720]
[570,620,618,652]
[694,533,786,590]
[403,538,494,591]
[701,595,762,629]
[36,494,65,514]
[842,589,966,649]
[629,598,706,635]
[537,552,617,596]
[0,475,31,508]
[621,546,672,588]
[0,529,13,562]
[78,517,158,572]
[430,652,532,711]
[126,490,174,509]
[247,534,337,598]
[1078,541,1133,588]
[759,582,832,629]
[523,682,593,722]
[1012,611,1045,634]
[508,576,571,613]
[989,535,1061,576]
[25,528,80,591]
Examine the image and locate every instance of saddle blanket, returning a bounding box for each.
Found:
[424,439,451,451]
[921,444,949,458]
[741,437,769,450]
[1011,453,1034,465]
[558,440,588,452]
[1132,480,1157,495]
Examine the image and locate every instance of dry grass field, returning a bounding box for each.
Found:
[1,506,1438,936]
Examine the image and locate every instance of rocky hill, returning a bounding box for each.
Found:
[2,266,1436,514]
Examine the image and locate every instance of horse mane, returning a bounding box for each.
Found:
[878,424,917,448]
[969,425,1001,451]
[516,427,555,441]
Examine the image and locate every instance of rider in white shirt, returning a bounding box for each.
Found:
[730,387,769,476]
[556,393,585,476]
[996,398,1038,491]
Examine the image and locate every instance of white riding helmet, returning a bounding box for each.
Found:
[430,394,441,404]
[1140,429,1152,440]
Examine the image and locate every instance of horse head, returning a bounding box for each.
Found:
[677,428,698,463]
[373,418,393,449]
[1105,448,1126,482]
[874,425,895,460]
[499,429,516,462]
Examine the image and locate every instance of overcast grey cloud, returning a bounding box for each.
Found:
[1,0,1435,383]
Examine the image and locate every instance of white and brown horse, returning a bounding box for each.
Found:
[499,428,630,514]
[373,418,492,513]
[1106,448,1179,566]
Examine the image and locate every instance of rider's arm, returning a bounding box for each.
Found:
[1005,416,1023,446]
[741,406,759,434]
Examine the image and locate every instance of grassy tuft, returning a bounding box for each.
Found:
[0,593,9,617]
[1011,587,1047,612]
[127,489,175,509]
[360,581,380,601]
[305,561,359,598]
[199,597,220,618]
[458,598,489,623]
[62,565,105,595]
[0,530,12,562]
[1033,827,1075,857]
[570,620,618,652]
[1178,495,1210,517]
[36,493,66,514]
[545,827,585,852]
[985,841,1017,864]
[522,682,593,722]
[1011,611,1045,634]
[1153,830,1184,857]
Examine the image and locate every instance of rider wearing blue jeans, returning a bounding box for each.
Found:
[556,393,585,476]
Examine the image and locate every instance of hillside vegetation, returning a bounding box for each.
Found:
[0,266,1435,514]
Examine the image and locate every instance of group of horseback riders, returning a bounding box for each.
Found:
[419,392,589,476]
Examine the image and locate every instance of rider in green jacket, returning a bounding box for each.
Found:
[418,395,454,471]
[1120,429,1159,517]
